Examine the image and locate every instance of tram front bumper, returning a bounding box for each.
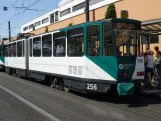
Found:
[0,65,5,71]
[117,82,135,96]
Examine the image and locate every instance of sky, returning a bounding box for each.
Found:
[0,0,73,39]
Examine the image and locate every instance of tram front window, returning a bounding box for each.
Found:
[103,23,114,56]
[114,29,137,56]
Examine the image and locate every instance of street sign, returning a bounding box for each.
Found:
[121,10,128,19]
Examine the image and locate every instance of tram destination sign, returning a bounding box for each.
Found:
[113,22,141,30]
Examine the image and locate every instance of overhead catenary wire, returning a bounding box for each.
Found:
[0,0,20,17]
[21,0,26,7]
[0,0,44,27]
[0,0,44,38]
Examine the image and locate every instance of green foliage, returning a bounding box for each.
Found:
[68,23,73,27]
[105,3,117,19]
[45,26,48,32]
[2,38,8,41]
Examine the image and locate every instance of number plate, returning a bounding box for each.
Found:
[86,83,98,91]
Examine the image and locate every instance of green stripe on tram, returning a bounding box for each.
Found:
[0,56,4,64]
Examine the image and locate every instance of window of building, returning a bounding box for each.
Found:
[33,37,41,57]
[35,21,41,27]
[42,34,52,57]
[103,22,114,56]
[23,26,28,31]
[73,2,85,12]
[141,36,148,44]
[89,0,104,6]
[53,32,66,57]
[55,12,59,22]
[30,39,32,57]
[67,28,84,56]
[5,45,8,57]
[29,24,34,29]
[87,25,100,56]
[150,35,159,44]
[17,41,22,57]
[13,43,16,57]
[60,8,71,17]
[42,18,49,24]
[50,13,54,23]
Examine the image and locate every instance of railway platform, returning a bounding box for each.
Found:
[141,85,161,99]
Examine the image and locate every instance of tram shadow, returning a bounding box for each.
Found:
[19,75,161,108]
[69,90,161,108]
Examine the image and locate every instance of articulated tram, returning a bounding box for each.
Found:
[4,18,145,96]
[0,44,5,71]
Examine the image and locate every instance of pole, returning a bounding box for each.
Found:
[8,21,11,42]
[86,0,89,22]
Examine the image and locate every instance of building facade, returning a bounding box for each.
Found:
[19,0,161,52]
[21,0,119,33]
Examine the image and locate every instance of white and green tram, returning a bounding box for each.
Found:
[5,18,144,95]
[0,44,5,71]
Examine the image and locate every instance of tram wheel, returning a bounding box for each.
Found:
[50,79,56,88]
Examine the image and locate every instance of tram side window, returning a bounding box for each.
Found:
[67,28,84,57]
[22,40,25,57]
[17,41,22,57]
[103,23,114,56]
[42,34,52,57]
[13,43,16,57]
[53,32,66,57]
[5,45,8,57]
[33,37,41,57]
[9,44,13,57]
[0,45,5,57]
[30,39,32,57]
[87,25,100,56]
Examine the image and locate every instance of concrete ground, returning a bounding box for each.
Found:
[0,72,161,121]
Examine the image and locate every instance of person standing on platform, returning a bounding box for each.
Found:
[144,50,155,88]
[154,51,161,87]
[154,46,159,57]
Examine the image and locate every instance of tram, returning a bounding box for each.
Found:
[4,18,145,96]
[0,44,5,71]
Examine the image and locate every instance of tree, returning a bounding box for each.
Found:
[2,38,8,41]
[105,3,117,19]
[45,26,48,33]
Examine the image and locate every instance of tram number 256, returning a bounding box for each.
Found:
[137,59,143,63]
[87,83,97,90]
